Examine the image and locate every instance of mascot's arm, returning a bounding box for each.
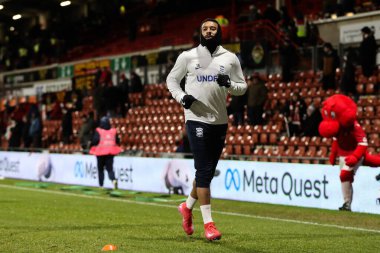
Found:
[363,152,380,167]
[329,139,338,165]
[345,145,367,167]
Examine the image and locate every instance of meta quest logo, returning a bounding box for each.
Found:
[224,168,329,200]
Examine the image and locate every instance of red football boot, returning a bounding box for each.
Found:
[204,222,222,241]
[178,202,194,235]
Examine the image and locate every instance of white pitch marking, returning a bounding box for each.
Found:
[1,184,380,234]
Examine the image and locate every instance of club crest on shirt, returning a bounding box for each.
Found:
[196,127,203,138]
[195,63,202,70]
[219,65,225,73]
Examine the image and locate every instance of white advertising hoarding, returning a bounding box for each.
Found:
[0,151,379,214]
[34,79,72,95]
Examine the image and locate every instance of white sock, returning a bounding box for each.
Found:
[200,204,213,224]
[341,181,353,207]
[185,195,197,210]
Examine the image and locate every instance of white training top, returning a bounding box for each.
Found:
[167,45,247,125]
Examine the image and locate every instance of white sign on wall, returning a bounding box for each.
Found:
[340,20,380,44]
[34,79,72,95]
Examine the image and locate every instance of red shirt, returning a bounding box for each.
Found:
[335,121,367,156]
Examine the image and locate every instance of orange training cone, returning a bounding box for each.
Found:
[101,244,118,251]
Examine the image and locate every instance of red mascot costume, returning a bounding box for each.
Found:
[318,94,380,211]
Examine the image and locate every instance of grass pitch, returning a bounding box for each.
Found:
[1,179,380,253]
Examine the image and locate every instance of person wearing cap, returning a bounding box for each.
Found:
[321,42,340,90]
[247,72,267,125]
[89,116,121,190]
[167,18,247,241]
[359,26,378,77]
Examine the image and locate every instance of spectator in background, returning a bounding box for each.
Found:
[228,90,247,126]
[49,100,63,120]
[321,42,339,90]
[104,82,122,117]
[247,73,267,125]
[118,73,130,117]
[28,110,42,148]
[294,10,307,46]
[0,109,9,142]
[93,81,107,119]
[263,4,281,25]
[279,38,297,82]
[61,102,73,144]
[279,6,291,27]
[130,71,143,93]
[359,26,378,77]
[79,111,95,152]
[282,93,307,136]
[306,20,320,46]
[72,90,83,112]
[22,114,31,148]
[248,4,262,22]
[99,67,113,87]
[89,116,121,190]
[302,103,322,137]
[94,66,102,88]
[340,47,358,100]
[8,118,24,150]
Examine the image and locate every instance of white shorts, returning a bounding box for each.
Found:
[339,156,363,172]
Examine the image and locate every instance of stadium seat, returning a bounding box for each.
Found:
[356,83,364,94]
[365,83,375,94]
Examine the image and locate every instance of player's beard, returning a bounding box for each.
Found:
[200,19,222,54]
[200,35,221,54]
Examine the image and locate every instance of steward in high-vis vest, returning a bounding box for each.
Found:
[90,116,121,189]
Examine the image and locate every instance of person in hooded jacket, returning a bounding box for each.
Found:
[89,116,121,190]
[167,18,247,241]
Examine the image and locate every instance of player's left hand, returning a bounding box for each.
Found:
[345,155,358,167]
[216,74,231,88]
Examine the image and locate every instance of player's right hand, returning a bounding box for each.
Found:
[329,152,337,166]
[181,95,197,109]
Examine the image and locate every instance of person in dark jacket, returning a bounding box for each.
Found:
[359,26,378,77]
[321,42,340,90]
[279,38,297,82]
[130,71,143,93]
[340,47,358,100]
[90,116,121,189]
[282,93,307,136]
[79,111,95,152]
[247,73,268,125]
[302,103,322,137]
[228,91,247,126]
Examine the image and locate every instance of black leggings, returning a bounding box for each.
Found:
[186,120,227,188]
[96,155,116,187]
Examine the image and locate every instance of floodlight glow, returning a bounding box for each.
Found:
[9,27,15,31]
[0,5,4,10]
[12,14,22,20]
[331,14,337,19]
[60,1,71,7]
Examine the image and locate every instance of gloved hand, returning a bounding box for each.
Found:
[216,74,231,88]
[345,155,358,167]
[329,152,337,165]
[181,95,197,109]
